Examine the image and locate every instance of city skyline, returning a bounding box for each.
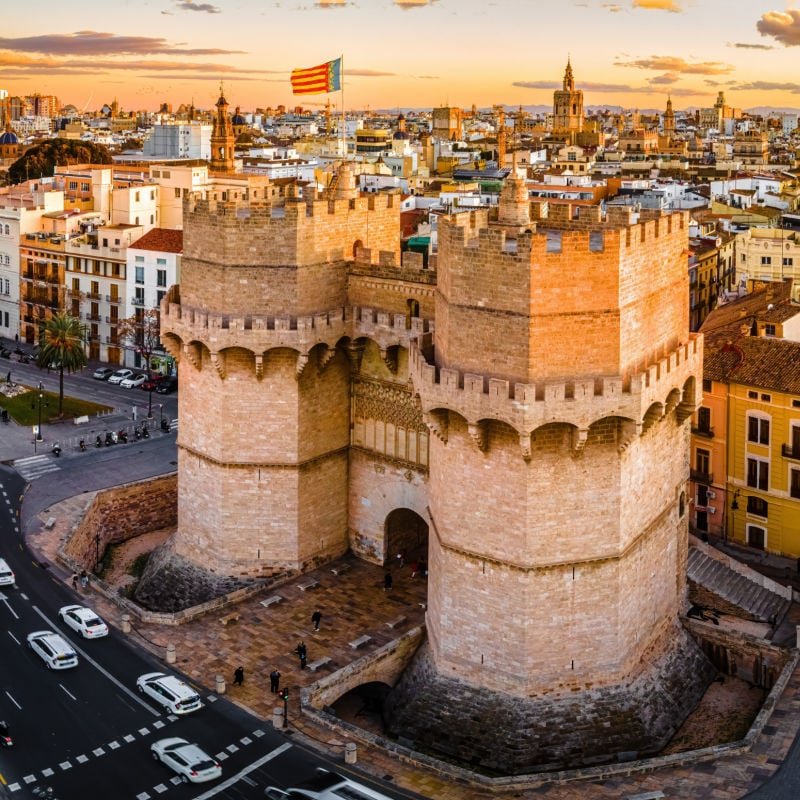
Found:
[4,0,800,113]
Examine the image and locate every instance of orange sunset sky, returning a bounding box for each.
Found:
[3,0,800,113]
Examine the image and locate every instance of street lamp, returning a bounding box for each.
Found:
[280,687,289,728]
[727,489,742,543]
[158,403,163,428]
[147,386,154,420]
[31,381,47,452]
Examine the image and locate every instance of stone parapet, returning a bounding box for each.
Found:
[411,332,702,438]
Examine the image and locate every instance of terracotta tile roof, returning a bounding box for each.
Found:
[129,228,183,254]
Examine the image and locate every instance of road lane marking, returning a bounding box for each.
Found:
[138,727,150,736]
[7,631,20,645]
[0,772,6,785]
[215,752,228,761]
[0,592,19,620]
[41,769,53,778]
[5,691,21,710]
[76,755,88,764]
[58,762,71,771]
[32,605,159,716]
[59,684,77,701]
[136,793,150,800]
[193,742,293,800]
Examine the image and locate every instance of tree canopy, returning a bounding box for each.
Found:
[7,140,112,185]
[36,312,88,415]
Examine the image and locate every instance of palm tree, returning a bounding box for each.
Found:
[36,313,87,416]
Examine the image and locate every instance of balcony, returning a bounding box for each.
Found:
[132,298,146,307]
[85,292,101,300]
[84,313,101,322]
[690,468,713,484]
[782,444,800,462]
[106,295,121,304]
[691,425,715,439]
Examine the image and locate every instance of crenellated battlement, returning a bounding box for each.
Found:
[410,331,702,435]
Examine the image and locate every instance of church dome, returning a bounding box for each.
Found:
[231,107,246,126]
[392,130,409,140]
[0,129,19,145]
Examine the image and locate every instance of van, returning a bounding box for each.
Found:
[136,672,203,715]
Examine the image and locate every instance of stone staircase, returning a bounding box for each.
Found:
[687,546,792,624]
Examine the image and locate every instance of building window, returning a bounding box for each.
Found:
[134,287,144,304]
[156,270,167,287]
[783,257,793,267]
[174,188,181,198]
[81,183,89,192]
[747,415,770,445]
[746,525,766,550]
[135,266,144,284]
[702,378,712,392]
[761,256,771,265]
[156,258,167,266]
[748,390,758,399]
[746,457,769,491]
[761,393,771,402]
[791,468,800,499]
[747,496,768,517]
[697,406,711,432]
[135,255,144,263]
[764,324,776,336]
[157,290,166,306]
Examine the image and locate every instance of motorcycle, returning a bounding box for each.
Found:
[160,417,170,432]
[134,426,141,440]
[0,720,12,747]
[141,424,150,439]
[51,443,61,457]
[79,439,86,451]
[105,432,114,447]
[95,435,103,448]
[118,429,128,444]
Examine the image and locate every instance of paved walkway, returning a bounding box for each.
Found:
[24,497,800,800]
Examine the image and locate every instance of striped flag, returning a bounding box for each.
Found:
[291,57,342,95]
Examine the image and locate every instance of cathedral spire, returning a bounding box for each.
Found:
[563,57,574,92]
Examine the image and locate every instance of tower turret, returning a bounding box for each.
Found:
[210,83,235,172]
[552,57,584,138]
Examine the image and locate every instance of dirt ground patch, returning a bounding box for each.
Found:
[102,527,174,593]
[662,675,766,753]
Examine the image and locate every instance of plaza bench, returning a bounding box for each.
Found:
[307,656,332,672]
[296,578,319,592]
[260,595,283,608]
[330,563,351,576]
[385,615,407,630]
[219,612,241,626]
[44,517,56,530]
[349,634,372,649]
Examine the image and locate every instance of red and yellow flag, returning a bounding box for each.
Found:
[291,57,342,95]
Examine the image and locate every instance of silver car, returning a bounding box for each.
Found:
[150,737,221,784]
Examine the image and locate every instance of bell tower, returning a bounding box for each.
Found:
[664,95,675,136]
[210,83,235,172]
[552,57,584,138]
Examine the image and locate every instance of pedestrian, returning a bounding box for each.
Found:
[410,560,420,579]
[71,573,79,590]
[395,549,405,568]
[384,572,393,592]
[233,665,244,686]
[295,641,307,670]
[311,609,322,632]
[5,370,10,385]
[79,569,88,589]
[270,669,281,693]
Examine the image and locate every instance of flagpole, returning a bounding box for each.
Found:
[340,53,346,160]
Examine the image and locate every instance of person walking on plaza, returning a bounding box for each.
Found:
[71,573,79,590]
[311,609,322,632]
[295,641,307,670]
[384,572,393,592]
[79,570,88,589]
[233,665,244,686]
[270,669,281,693]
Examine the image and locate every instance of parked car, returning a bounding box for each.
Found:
[27,631,78,670]
[120,374,147,389]
[0,558,14,586]
[264,769,395,800]
[108,368,134,385]
[155,376,178,394]
[140,375,165,391]
[58,605,108,639]
[92,367,114,380]
[136,672,203,715]
[150,738,221,784]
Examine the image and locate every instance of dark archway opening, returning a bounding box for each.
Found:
[329,682,392,736]
[385,508,428,568]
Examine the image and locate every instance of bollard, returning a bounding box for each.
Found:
[272,706,284,729]
[345,742,357,765]
[215,675,226,695]
[166,643,176,664]
[121,614,131,634]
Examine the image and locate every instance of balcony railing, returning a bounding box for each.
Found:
[691,425,715,439]
[690,468,713,484]
[84,313,101,322]
[132,298,146,307]
[782,444,800,462]
[106,295,121,304]
[85,292,101,300]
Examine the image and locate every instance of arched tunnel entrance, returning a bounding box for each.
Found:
[384,508,428,569]
[329,681,392,736]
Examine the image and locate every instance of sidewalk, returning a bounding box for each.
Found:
[23,495,800,800]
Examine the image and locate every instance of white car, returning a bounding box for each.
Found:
[136,672,203,715]
[0,558,14,586]
[264,769,394,800]
[27,630,78,670]
[107,368,133,385]
[58,605,109,639]
[150,738,221,784]
[120,374,146,389]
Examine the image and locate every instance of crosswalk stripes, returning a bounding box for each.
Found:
[12,454,61,481]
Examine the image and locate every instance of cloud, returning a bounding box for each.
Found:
[175,0,221,12]
[649,72,679,84]
[757,9,800,46]
[143,74,260,81]
[316,0,346,5]
[414,75,439,79]
[0,31,243,56]
[730,80,800,93]
[614,55,734,74]
[345,69,396,77]
[728,41,774,50]
[513,79,707,96]
[602,3,622,11]
[393,0,436,8]
[632,0,682,11]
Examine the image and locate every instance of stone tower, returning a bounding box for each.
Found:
[664,95,675,135]
[553,57,584,136]
[384,201,714,772]
[210,84,234,172]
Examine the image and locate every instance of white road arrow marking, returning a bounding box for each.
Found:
[0,591,19,620]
